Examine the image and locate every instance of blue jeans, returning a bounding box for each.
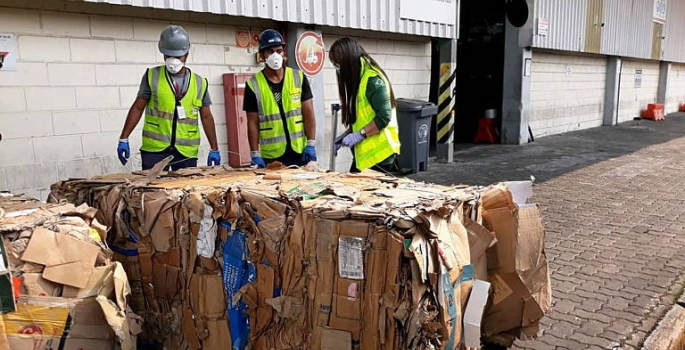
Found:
[141,147,197,171]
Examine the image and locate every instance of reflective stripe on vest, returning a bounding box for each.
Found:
[246,67,306,159]
[352,58,401,170]
[142,66,206,158]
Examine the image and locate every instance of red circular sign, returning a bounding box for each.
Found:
[295,31,326,77]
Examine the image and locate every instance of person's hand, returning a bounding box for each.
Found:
[252,156,266,168]
[207,150,221,166]
[302,145,317,163]
[342,132,364,148]
[251,151,266,168]
[117,139,130,165]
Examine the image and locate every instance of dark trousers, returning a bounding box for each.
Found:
[265,150,307,167]
[141,147,197,171]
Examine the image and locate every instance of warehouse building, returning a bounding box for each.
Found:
[456,0,685,143]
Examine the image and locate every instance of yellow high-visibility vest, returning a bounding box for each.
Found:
[352,59,401,170]
[141,66,207,158]
[246,67,306,159]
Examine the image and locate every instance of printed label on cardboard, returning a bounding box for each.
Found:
[338,237,364,280]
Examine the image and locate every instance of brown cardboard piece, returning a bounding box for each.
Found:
[312,219,338,349]
[21,273,62,297]
[361,227,387,350]
[152,247,181,299]
[382,233,404,350]
[20,227,100,288]
[321,328,353,350]
[464,218,496,282]
[187,273,231,350]
[480,184,551,344]
[62,263,115,298]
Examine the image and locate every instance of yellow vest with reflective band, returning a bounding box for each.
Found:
[352,59,401,170]
[246,67,306,159]
[141,66,207,158]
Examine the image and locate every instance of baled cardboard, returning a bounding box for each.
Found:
[48,167,550,349]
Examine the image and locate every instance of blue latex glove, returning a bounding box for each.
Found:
[302,145,317,163]
[117,140,130,165]
[252,156,266,168]
[342,131,364,148]
[207,150,221,166]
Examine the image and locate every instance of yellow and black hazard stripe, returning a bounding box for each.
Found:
[437,63,457,144]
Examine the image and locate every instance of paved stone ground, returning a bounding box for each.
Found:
[410,113,685,350]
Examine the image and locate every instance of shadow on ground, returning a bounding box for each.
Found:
[411,112,685,186]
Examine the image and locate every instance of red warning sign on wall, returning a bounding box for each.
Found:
[295,31,325,77]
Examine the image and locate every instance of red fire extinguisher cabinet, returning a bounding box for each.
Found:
[223,73,253,168]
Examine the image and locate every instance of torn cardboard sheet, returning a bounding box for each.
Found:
[20,227,100,289]
[480,183,552,345]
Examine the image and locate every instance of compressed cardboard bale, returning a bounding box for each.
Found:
[48,167,550,350]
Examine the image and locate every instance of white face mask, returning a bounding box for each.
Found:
[165,57,184,74]
[265,52,284,70]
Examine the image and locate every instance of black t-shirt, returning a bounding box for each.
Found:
[243,70,313,158]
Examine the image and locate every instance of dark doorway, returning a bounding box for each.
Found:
[454,0,506,143]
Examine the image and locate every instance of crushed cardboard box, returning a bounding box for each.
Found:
[48,163,551,349]
[0,194,140,350]
[479,182,552,347]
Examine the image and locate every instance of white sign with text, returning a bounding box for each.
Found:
[400,0,457,25]
[653,0,667,24]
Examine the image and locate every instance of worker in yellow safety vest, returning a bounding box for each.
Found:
[117,25,221,170]
[243,29,317,168]
[329,37,401,173]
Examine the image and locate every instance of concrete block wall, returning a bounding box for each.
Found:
[0,7,263,199]
[0,6,433,199]
[321,33,431,172]
[617,59,660,123]
[666,63,685,113]
[529,51,607,137]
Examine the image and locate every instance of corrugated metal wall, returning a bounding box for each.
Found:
[531,0,684,63]
[532,0,587,52]
[82,0,457,38]
[602,0,654,59]
[663,0,685,62]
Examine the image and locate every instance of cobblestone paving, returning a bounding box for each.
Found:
[410,113,685,349]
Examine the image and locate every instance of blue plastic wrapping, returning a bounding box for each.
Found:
[222,224,256,350]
